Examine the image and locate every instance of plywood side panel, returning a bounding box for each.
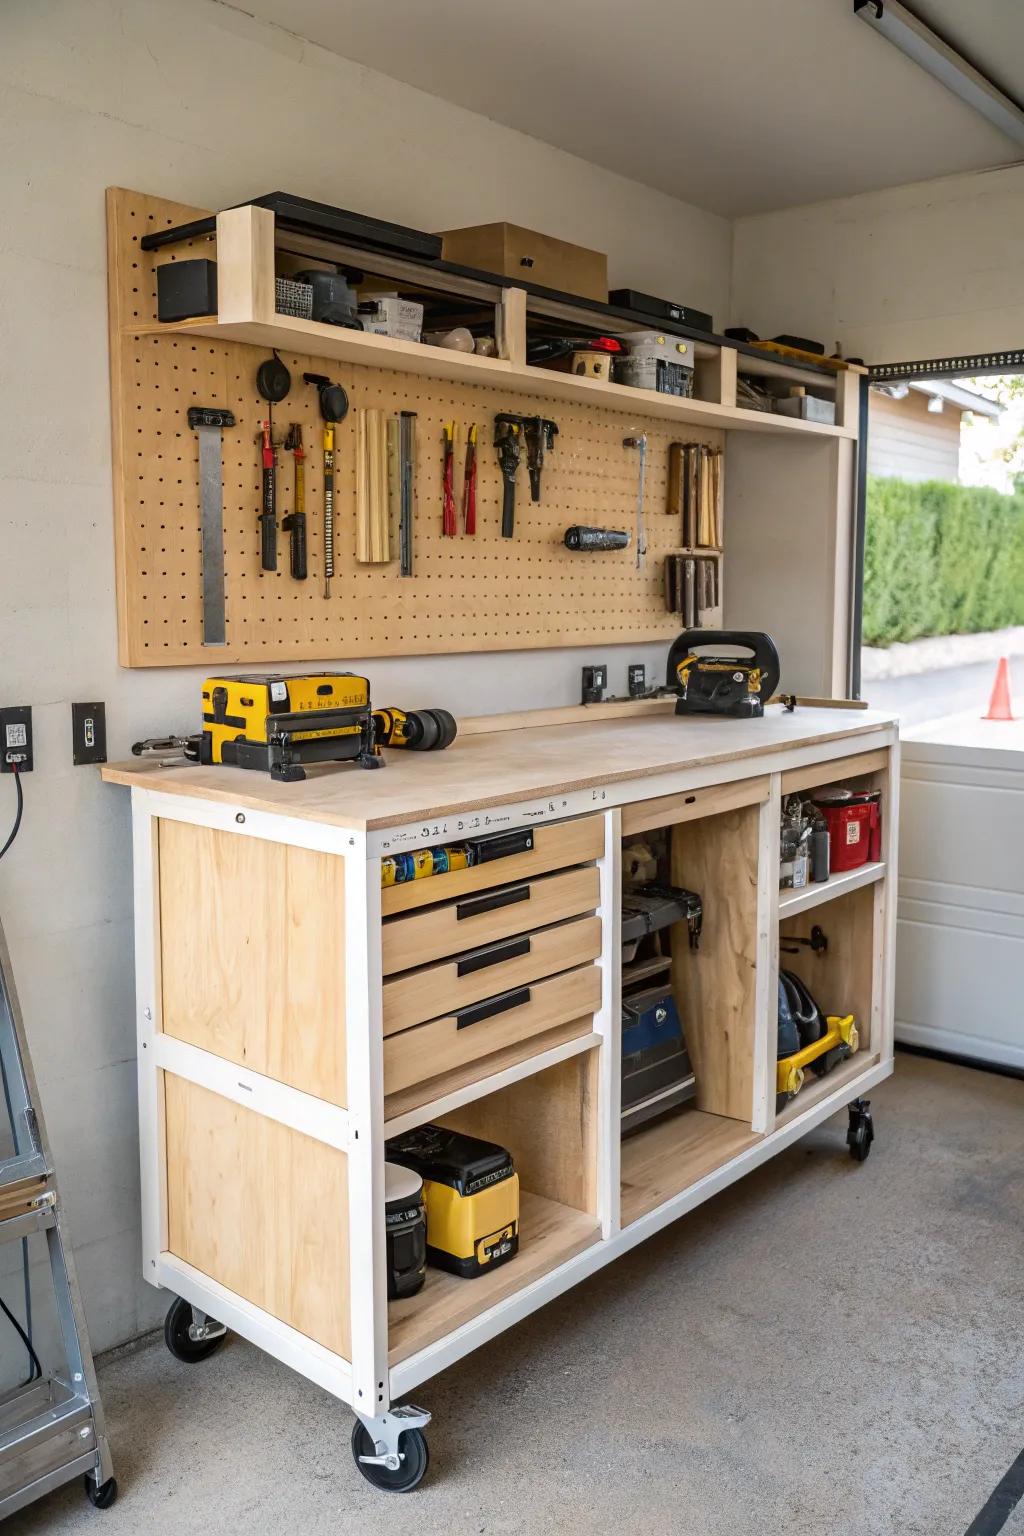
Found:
[158,820,346,1104]
[779,882,877,1052]
[164,1074,350,1357]
[108,189,722,666]
[670,805,760,1121]
[440,1052,599,1215]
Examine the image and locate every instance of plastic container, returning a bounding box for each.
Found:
[811,788,881,872]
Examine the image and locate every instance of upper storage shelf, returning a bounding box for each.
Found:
[130,201,859,442]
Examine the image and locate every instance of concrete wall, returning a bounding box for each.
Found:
[0,0,732,1357]
[731,164,1024,365]
[868,391,963,483]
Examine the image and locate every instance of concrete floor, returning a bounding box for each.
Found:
[9,1054,1023,1536]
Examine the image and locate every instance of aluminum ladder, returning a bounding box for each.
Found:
[0,913,116,1517]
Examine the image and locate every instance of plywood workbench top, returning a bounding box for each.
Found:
[101,705,896,833]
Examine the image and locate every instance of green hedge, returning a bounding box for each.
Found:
[863,475,1024,646]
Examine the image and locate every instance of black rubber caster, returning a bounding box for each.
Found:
[163,1296,226,1363]
[847,1097,874,1162]
[84,1475,118,1509]
[351,1420,430,1492]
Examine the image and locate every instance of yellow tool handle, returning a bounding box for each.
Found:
[776,1014,858,1097]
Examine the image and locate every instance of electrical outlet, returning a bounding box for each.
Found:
[628,664,647,698]
[581,664,607,704]
[0,706,33,772]
[72,702,107,765]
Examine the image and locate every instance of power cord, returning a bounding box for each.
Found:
[0,762,38,1382]
[0,763,23,862]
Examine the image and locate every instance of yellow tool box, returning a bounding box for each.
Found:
[195,674,459,783]
[386,1126,520,1279]
[200,672,378,782]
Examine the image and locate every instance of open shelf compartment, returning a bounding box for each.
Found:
[387,1051,602,1365]
[618,793,765,1226]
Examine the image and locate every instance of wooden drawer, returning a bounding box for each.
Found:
[383,964,602,1096]
[382,863,600,975]
[380,815,603,918]
[383,915,601,1034]
[780,747,888,796]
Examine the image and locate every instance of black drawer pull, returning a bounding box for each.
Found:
[457,935,531,977]
[456,884,530,921]
[456,987,531,1029]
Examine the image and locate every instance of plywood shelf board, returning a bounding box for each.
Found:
[619,1108,761,1228]
[387,1190,599,1364]
[777,861,885,918]
[773,1051,882,1130]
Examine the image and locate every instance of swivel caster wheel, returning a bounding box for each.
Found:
[164,1296,227,1363]
[847,1097,874,1163]
[83,1474,118,1509]
[351,1404,431,1493]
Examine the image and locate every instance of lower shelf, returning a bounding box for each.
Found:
[773,1050,882,1129]
[388,1190,601,1365]
[619,1106,762,1228]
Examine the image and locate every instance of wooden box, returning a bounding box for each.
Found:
[439,222,608,302]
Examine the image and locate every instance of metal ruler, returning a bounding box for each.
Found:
[188,406,235,646]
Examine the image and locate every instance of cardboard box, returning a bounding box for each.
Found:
[439,222,608,303]
[358,294,424,342]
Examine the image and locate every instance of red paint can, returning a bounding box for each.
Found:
[811,788,881,872]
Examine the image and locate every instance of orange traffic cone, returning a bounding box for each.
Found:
[983,657,1015,721]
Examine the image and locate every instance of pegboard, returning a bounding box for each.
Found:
[107,189,725,668]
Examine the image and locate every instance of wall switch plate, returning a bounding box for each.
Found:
[72,702,107,765]
[628,663,647,698]
[0,707,33,772]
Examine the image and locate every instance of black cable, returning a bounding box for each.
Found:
[0,765,23,862]
[0,762,37,1380]
[0,1291,42,1382]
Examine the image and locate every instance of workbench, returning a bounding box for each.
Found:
[102,701,899,1488]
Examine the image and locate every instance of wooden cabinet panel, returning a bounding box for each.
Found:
[380,815,603,917]
[165,1074,350,1358]
[382,864,600,975]
[158,820,346,1105]
[383,965,601,1096]
[383,916,601,1033]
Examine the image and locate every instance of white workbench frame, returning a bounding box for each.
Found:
[128,723,899,1418]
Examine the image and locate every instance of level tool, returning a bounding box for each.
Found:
[187,406,235,645]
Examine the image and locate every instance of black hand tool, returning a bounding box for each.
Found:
[494,414,523,538]
[282,424,307,580]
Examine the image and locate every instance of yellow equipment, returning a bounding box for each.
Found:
[777,1014,859,1101]
[196,674,459,783]
[385,1126,519,1279]
[200,671,379,782]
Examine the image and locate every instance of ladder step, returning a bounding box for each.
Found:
[0,1174,52,1223]
[0,1154,50,1192]
[0,1377,95,1509]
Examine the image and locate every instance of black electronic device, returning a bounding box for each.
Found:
[156,258,218,322]
[608,288,714,334]
[293,269,362,328]
[667,630,780,719]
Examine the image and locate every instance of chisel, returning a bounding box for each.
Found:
[188,406,235,646]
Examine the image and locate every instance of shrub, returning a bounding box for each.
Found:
[863,475,1024,645]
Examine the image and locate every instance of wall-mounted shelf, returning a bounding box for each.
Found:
[130,314,854,441]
